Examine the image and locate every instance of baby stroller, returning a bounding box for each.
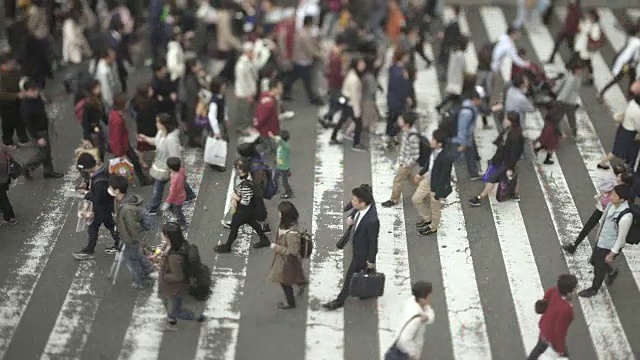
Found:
[512,62,559,106]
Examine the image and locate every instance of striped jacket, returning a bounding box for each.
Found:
[398,127,421,168]
[235,174,255,207]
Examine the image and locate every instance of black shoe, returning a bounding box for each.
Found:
[214,243,232,253]
[606,269,619,286]
[543,158,554,165]
[322,300,344,310]
[253,240,270,249]
[416,220,431,228]
[262,224,272,235]
[597,163,610,170]
[578,288,598,298]
[381,200,397,208]
[209,164,226,172]
[277,302,296,310]
[329,139,343,145]
[44,171,64,179]
[417,226,437,236]
[23,168,33,180]
[469,197,482,207]
[140,177,154,186]
[105,245,118,254]
[562,244,577,254]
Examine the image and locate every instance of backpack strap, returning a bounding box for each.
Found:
[616,208,633,224]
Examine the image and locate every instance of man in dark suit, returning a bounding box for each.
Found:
[324,185,380,310]
[104,17,131,92]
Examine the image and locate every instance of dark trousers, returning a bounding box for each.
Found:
[557,101,578,136]
[600,66,637,99]
[331,105,362,146]
[85,215,120,253]
[125,147,146,181]
[0,182,15,220]
[281,284,295,306]
[590,246,614,291]
[225,207,268,247]
[527,336,567,359]
[274,168,292,195]
[574,209,603,247]
[284,64,318,103]
[323,89,343,122]
[336,260,366,304]
[168,204,187,228]
[0,103,29,145]
[386,110,402,137]
[25,133,54,174]
[549,31,575,62]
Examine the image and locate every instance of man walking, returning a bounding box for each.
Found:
[0,54,29,147]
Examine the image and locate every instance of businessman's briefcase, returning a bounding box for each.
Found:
[349,271,385,299]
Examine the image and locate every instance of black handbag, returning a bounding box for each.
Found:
[384,314,422,360]
[349,270,385,299]
[336,226,352,249]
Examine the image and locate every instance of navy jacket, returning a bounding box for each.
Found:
[387,64,412,113]
[349,204,380,267]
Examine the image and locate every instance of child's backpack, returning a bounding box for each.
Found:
[298,230,313,259]
[409,132,431,168]
[181,243,213,301]
[616,204,640,245]
[250,160,277,200]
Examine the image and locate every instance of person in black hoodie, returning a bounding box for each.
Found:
[20,80,63,180]
[469,111,525,207]
[0,54,29,147]
[151,60,178,119]
[73,153,121,260]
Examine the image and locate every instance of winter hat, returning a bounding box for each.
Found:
[599,174,617,193]
[76,153,97,170]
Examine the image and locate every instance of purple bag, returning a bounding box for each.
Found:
[482,162,497,183]
[195,115,209,129]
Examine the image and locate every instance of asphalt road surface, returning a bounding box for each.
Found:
[1,5,640,360]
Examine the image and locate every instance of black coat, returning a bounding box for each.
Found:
[18,35,52,83]
[20,97,49,139]
[84,166,114,221]
[418,145,455,200]
[349,204,380,268]
[491,130,525,171]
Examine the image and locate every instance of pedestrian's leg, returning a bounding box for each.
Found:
[0,183,15,220]
[300,65,318,103]
[103,216,121,248]
[573,209,603,247]
[185,181,196,201]
[331,106,350,141]
[126,147,147,181]
[171,204,188,229]
[84,219,102,253]
[41,134,55,174]
[148,179,167,213]
[390,166,410,203]
[411,178,431,222]
[336,261,360,304]
[429,192,443,230]
[464,142,481,178]
[548,31,566,62]
[281,169,293,195]
[591,249,611,291]
[281,284,296,307]
[1,111,15,145]
[246,217,269,243]
[224,211,246,247]
[526,337,549,360]
[171,294,195,320]
[352,115,363,147]
[123,244,147,287]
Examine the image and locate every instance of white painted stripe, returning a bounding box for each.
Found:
[118,150,204,360]
[0,163,77,359]
[478,9,548,354]
[418,30,493,358]
[370,94,411,359]
[194,167,252,360]
[516,13,635,358]
[304,130,345,360]
[41,261,98,360]
[530,7,640,308]
[594,8,631,112]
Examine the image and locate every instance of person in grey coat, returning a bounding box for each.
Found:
[504,73,535,131]
[554,59,583,137]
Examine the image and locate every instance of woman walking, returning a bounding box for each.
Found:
[268,201,306,310]
[330,57,366,152]
[572,9,602,86]
[81,80,108,162]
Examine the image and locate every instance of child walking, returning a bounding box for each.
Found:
[269,130,294,199]
[534,101,564,165]
[162,157,188,230]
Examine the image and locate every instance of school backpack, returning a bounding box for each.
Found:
[438,105,476,139]
[181,243,213,301]
[299,230,314,259]
[250,160,277,200]
[408,132,431,168]
[616,204,640,245]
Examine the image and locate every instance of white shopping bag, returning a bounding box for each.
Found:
[204,137,228,167]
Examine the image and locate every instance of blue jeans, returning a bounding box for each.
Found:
[149,178,196,212]
[164,294,195,322]
[452,141,480,178]
[122,242,154,287]
[274,168,292,195]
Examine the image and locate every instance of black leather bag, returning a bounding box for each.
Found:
[336,226,352,249]
[349,270,385,299]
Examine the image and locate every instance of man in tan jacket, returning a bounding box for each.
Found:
[283,15,323,105]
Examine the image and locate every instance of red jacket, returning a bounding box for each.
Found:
[253,92,280,137]
[327,49,345,92]
[108,110,129,157]
[538,287,574,355]
[165,167,186,205]
[563,2,581,35]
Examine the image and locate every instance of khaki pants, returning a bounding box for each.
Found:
[391,165,413,203]
[411,177,442,230]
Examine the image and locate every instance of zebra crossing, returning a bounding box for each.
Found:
[1,4,640,360]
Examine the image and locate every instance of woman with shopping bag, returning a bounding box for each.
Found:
[108,93,152,185]
[137,113,196,215]
[203,77,229,172]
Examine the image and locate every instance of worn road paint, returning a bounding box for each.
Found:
[41,261,98,360]
[420,26,493,358]
[118,150,204,360]
[0,163,77,359]
[194,167,253,360]
[305,129,345,360]
[515,13,635,359]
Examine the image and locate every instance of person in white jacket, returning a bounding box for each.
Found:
[599,27,640,100]
[385,281,435,360]
[330,58,365,151]
[92,48,120,110]
[234,42,258,135]
[573,9,602,85]
[167,28,186,82]
[62,9,91,93]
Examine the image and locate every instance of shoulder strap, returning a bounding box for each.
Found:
[393,314,423,346]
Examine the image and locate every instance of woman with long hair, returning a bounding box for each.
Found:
[469,111,525,207]
[82,80,108,161]
[268,201,306,309]
[158,222,206,331]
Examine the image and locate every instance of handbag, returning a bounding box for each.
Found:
[7,157,23,180]
[384,314,422,360]
[204,137,228,167]
[496,174,518,202]
[336,226,352,249]
[349,270,385,298]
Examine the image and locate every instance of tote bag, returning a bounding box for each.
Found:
[204,137,228,167]
[384,315,422,360]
